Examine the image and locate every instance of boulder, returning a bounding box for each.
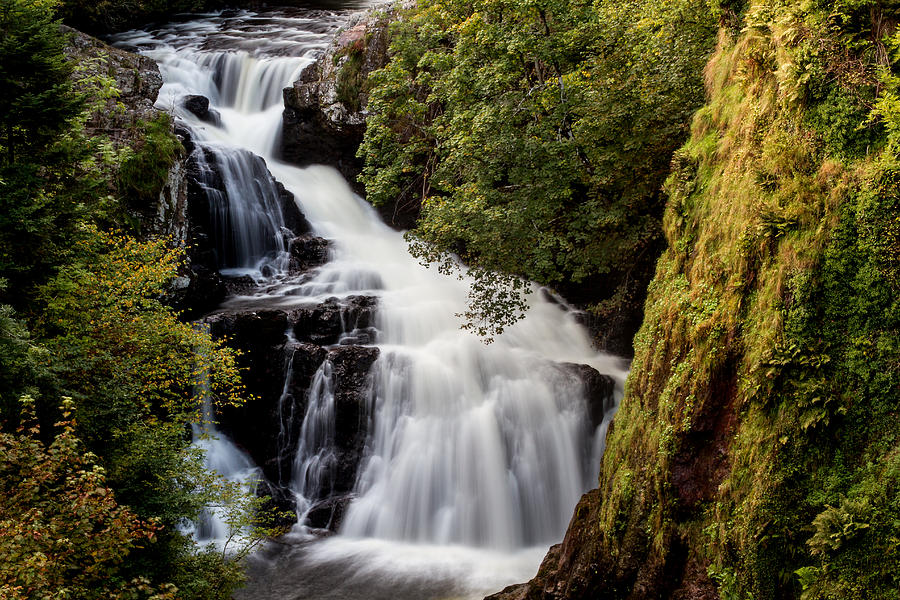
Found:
[559,363,617,428]
[328,345,380,493]
[182,94,223,126]
[289,235,330,274]
[206,308,332,485]
[305,494,354,531]
[256,479,299,530]
[280,11,392,193]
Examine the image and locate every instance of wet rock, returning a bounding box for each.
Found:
[276,179,311,236]
[256,479,299,530]
[328,344,380,494]
[289,235,330,274]
[205,310,292,402]
[206,309,330,485]
[560,363,617,428]
[305,494,353,531]
[182,94,222,126]
[291,296,377,346]
[222,274,260,297]
[280,11,392,194]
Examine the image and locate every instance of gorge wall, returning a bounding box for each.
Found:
[490,1,900,598]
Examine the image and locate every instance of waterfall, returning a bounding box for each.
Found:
[112,6,626,597]
[193,144,292,275]
[188,372,261,550]
[292,359,338,516]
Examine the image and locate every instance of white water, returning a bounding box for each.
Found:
[114,6,625,598]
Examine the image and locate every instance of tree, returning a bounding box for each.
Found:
[0,0,82,164]
[358,0,718,344]
[0,398,177,600]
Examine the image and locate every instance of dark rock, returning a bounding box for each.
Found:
[256,479,298,530]
[280,12,396,206]
[222,274,259,297]
[328,344,379,494]
[275,179,311,236]
[305,494,353,530]
[204,309,291,416]
[182,94,222,126]
[289,235,330,274]
[169,263,227,319]
[291,295,378,346]
[560,363,617,428]
[205,309,329,486]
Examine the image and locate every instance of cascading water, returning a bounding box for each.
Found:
[113,5,626,598]
[292,358,339,516]
[196,145,292,275]
[187,373,261,550]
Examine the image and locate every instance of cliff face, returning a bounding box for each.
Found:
[495,1,900,598]
[281,7,422,229]
[64,26,189,243]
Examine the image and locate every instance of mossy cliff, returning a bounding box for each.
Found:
[493,1,900,598]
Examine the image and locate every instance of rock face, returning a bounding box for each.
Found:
[281,12,391,180]
[290,295,377,346]
[181,94,222,126]
[203,296,380,530]
[288,234,330,274]
[63,26,190,243]
[559,363,616,429]
[64,26,163,132]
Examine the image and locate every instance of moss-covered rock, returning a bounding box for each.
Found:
[501,1,900,598]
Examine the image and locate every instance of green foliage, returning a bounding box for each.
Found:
[0,290,49,424]
[0,399,176,600]
[118,113,182,215]
[0,0,83,164]
[359,0,718,337]
[335,43,369,112]
[578,0,900,597]
[0,2,265,596]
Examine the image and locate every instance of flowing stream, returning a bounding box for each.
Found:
[113,4,626,598]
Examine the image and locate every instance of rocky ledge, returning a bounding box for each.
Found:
[279,7,419,229]
[203,297,381,527]
[281,10,391,183]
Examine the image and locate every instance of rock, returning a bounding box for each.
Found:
[205,310,292,404]
[256,479,299,530]
[206,309,331,485]
[203,306,380,501]
[182,94,222,126]
[280,10,393,192]
[289,235,330,274]
[279,5,422,229]
[291,295,378,345]
[222,274,259,297]
[560,363,617,428]
[276,179,311,236]
[63,26,162,134]
[328,345,380,493]
[305,494,353,530]
[64,26,193,244]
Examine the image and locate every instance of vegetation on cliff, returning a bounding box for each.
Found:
[358,0,718,348]
[509,0,900,598]
[0,1,263,597]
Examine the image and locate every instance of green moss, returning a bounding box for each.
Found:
[335,46,368,112]
[117,113,181,217]
[578,1,900,597]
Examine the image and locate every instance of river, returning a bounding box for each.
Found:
[111,3,625,598]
